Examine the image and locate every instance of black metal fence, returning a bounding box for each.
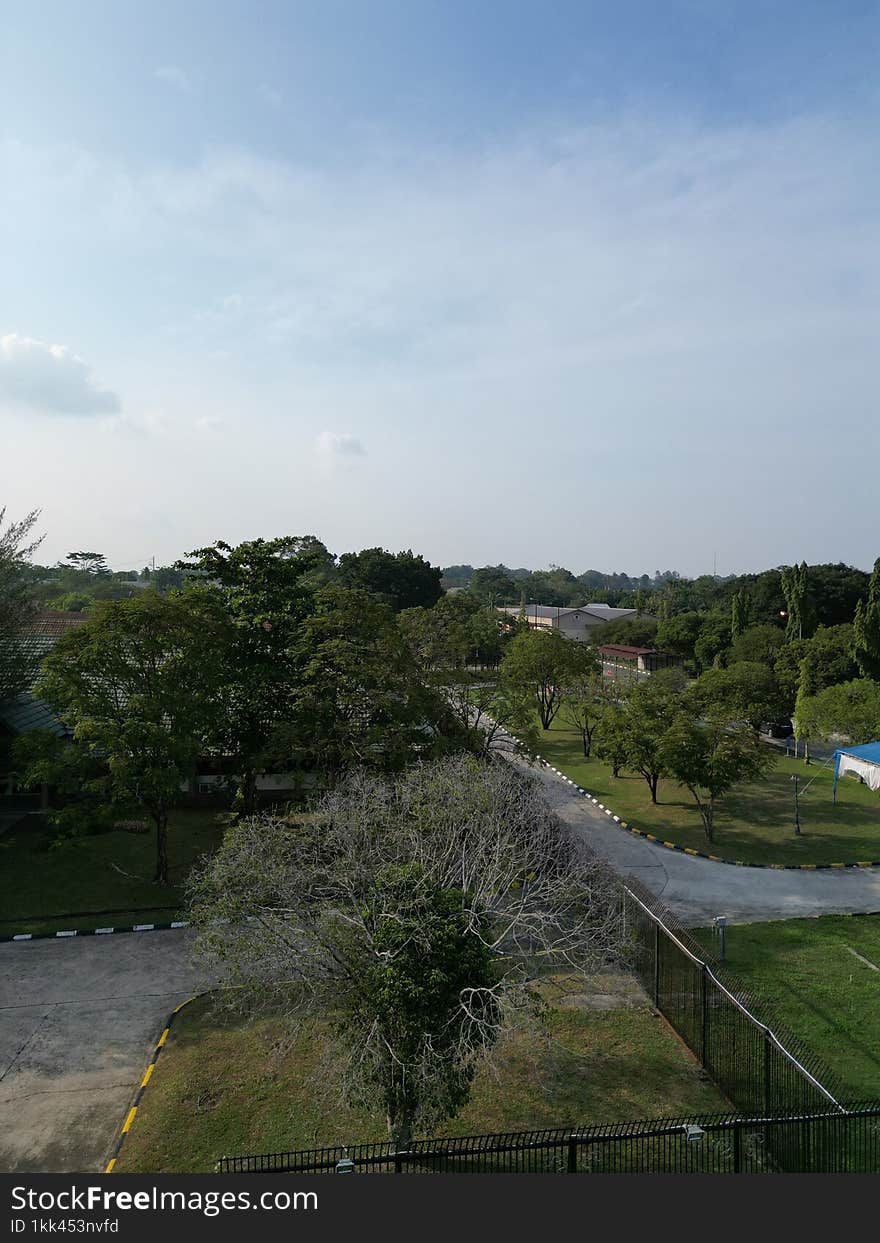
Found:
[620,879,844,1118]
[217,1103,880,1174]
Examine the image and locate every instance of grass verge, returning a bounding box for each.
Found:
[534,717,880,865]
[692,914,880,1098]
[0,808,227,934]
[114,990,727,1172]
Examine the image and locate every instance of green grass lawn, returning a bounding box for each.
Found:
[114,991,727,1172]
[533,717,880,865]
[0,809,228,934]
[692,915,880,1099]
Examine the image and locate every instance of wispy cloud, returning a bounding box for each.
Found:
[155,65,194,94]
[316,431,365,458]
[0,333,121,416]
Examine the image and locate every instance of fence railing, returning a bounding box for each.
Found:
[216,1103,880,1174]
[619,878,844,1119]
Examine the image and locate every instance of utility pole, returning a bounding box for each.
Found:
[792,774,801,836]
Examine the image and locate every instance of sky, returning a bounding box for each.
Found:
[2,1,878,577]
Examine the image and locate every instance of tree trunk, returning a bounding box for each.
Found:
[649,774,659,803]
[238,768,258,817]
[581,733,589,757]
[388,1108,415,1153]
[612,763,620,778]
[154,809,169,885]
[703,799,714,842]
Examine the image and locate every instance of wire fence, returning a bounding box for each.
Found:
[620,878,844,1118]
[216,1103,880,1174]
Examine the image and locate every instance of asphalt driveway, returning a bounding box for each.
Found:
[519,754,880,925]
[0,929,206,1173]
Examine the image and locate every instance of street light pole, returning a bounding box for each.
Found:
[792,774,801,836]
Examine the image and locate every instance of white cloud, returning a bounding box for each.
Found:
[155,65,194,94]
[316,431,365,457]
[0,333,121,416]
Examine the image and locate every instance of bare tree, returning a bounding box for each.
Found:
[189,754,625,1148]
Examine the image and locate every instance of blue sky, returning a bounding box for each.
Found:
[2,1,878,575]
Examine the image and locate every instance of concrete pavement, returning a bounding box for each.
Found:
[0,929,206,1173]
[516,753,880,926]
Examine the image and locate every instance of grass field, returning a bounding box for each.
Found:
[533,717,880,865]
[114,990,728,1172]
[0,808,227,934]
[692,915,880,1098]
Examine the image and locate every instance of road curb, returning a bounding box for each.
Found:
[530,752,880,873]
[104,993,201,1173]
[0,920,190,944]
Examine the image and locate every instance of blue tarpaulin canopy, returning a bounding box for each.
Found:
[832,742,880,802]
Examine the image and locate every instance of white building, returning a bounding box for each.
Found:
[497,603,650,643]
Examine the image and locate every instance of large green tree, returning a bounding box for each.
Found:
[336,547,443,611]
[177,537,322,814]
[294,585,456,776]
[796,679,880,747]
[660,713,775,841]
[34,592,222,882]
[500,629,596,730]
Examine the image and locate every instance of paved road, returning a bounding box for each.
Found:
[0,930,205,1173]
[516,754,880,926]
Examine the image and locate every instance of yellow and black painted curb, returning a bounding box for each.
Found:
[531,753,880,873]
[104,993,201,1173]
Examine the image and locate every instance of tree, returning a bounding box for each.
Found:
[781,562,817,642]
[852,558,880,681]
[594,704,630,779]
[559,664,609,757]
[795,679,880,747]
[693,613,732,670]
[730,591,752,641]
[188,756,623,1148]
[607,673,685,802]
[689,662,786,733]
[293,586,454,776]
[336,547,443,611]
[500,629,594,730]
[660,713,775,841]
[66,551,109,576]
[589,617,658,648]
[34,592,222,883]
[774,625,856,710]
[176,537,322,815]
[730,623,786,667]
[468,566,518,606]
[654,612,703,663]
[0,507,44,702]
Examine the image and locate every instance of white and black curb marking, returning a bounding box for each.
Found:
[2,920,190,944]
[529,748,880,872]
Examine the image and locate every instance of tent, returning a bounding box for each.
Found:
[832,742,880,802]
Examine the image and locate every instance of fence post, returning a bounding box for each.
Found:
[567,1136,578,1173]
[763,1028,772,1115]
[394,1152,402,1174]
[700,964,708,1068]
[733,1120,742,1173]
[653,922,661,1007]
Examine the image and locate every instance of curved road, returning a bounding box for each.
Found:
[517,752,880,925]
